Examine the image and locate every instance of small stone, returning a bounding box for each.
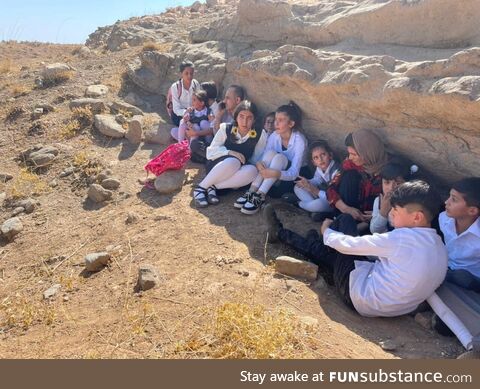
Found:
[136,264,159,291]
[15,198,36,214]
[63,295,70,302]
[1,217,23,241]
[60,167,76,178]
[43,284,61,299]
[87,184,113,203]
[126,115,143,144]
[144,126,172,145]
[11,207,25,217]
[380,340,397,351]
[94,114,126,138]
[0,192,6,207]
[96,169,113,182]
[126,212,140,224]
[237,269,250,277]
[85,252,111,272]
[32,107,44,119]
[49,179,58,188]
[0,173,13,183]
[154,170,185,194]
[100,178,121,191]
[85,85,109,98]
[415,311,433,330]
[275,256,318,282]
[285,280,298,292]
[28,151,56,168]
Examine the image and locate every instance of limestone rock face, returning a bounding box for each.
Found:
[89,0,480,183]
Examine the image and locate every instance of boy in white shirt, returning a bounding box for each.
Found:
[439,177,480,292]
[265,180,448,317]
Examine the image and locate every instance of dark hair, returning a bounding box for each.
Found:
[380,162,411,181]
[233,100,258,126]
[193,90,209,106]
[310,140,334,156]
[276,101,302,130]
[201,81,217,100]
[344,133,354,148]
[179,61,194,73]
[390,180,441,223]
[452,177,480,208]
[228,85,245,101]
[263,112,275,124]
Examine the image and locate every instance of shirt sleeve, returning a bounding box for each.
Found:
[206,124,229,160]
[249,130,268,164]
[280,134,306,181]
[323,228,394,257]
[370,196,389,234]
[171,82,186,117]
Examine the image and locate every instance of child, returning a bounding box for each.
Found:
[235,101,308,215]
[192,100,267,208]
[171,90,212,144]
[370,162,417,234]
[201,81,220,118]
[263,112,275,136]
[293,140,340,214]
[439,177,480,292]
[265,180,448,317]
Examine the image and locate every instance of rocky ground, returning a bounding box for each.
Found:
[0,0,471,359]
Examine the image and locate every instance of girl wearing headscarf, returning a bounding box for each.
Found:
[326,129,389,222]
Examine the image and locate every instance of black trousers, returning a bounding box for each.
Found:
[278,214,367,309]
[337,169,363,210]
[170,111,182,127]
[190,137,210,164]
[268,165,313,198]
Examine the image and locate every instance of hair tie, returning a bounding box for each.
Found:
[410,165,419,175]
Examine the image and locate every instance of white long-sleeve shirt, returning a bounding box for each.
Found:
[206,123,268,164]
[170,79,200,117]
[263,131,307,181]
[323,227,448,317]
[309,160,340,188]
[370,196,390,234]
[439,211,480,278]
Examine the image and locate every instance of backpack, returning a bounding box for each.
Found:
[144,140,191,178]
[166,79,200,117]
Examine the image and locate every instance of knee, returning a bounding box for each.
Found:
[199,120,210,131]
[170,127,179,140]
[262,150,277,164]
[269,153,288,169]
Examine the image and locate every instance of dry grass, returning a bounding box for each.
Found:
[7,169,50,199]
[142,41,172,52]
[60,120,82,139]
[42,70,74,88]
[72,151,103,179]
[5,106,26,122]
[9,83,31,97]
[0,297,57,331]
[60,106,94,138]
[0,58,13,74]
[175,300,316,359]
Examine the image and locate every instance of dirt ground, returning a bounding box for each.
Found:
[0,42,463,359]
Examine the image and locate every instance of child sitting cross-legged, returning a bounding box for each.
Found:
[439,177,480,292]
[264,180,448,317]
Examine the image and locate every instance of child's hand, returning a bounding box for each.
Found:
[321,218,334,235]
[379,192,392,218]
[295,176,309,188]
[208,114,215,122]
[347,207,371,222]
[256,161,266,171]
[185,128,195,139]
[228,150,246,164]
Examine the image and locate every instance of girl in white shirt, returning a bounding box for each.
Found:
[236,101,308,215]
[294,140,340,214]
[192,100,267,208]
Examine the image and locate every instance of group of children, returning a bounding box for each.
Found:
[166,61,480,333]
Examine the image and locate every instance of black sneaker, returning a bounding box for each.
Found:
[263,204,282,243]
[234,190,251,209]
[241,192,265,215]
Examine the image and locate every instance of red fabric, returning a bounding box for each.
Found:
[144,140,191,177]
[327,158,382,212]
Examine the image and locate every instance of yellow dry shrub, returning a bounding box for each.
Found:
[10,83,31,97]
[72,105,94,127]
[60,119,81,139]
[142,41,172,52]
[0,298,57,330]
[8,168,49,199]
[0,58,13,74]
[72,151,102,177]
[43,70,74,87]
[176,302,308,359]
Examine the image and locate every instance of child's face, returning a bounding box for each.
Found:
[445,189,479,219]
[264,116,275,133]
[181,66,194,83]
[236,110,255,132]
[311,147,332,171]
[274,112,294,135]
[389,205,427,228]
[382,177,406,195]
[347,146,364,167]
[192,95,205,111]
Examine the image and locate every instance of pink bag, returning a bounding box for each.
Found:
[144,140,191,178]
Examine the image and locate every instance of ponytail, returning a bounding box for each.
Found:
[276,100,302,130]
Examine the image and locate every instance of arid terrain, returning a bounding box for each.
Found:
[0,0,475,359]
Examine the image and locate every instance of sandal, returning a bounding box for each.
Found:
[193,185,208,208]
[207,185,220,205]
